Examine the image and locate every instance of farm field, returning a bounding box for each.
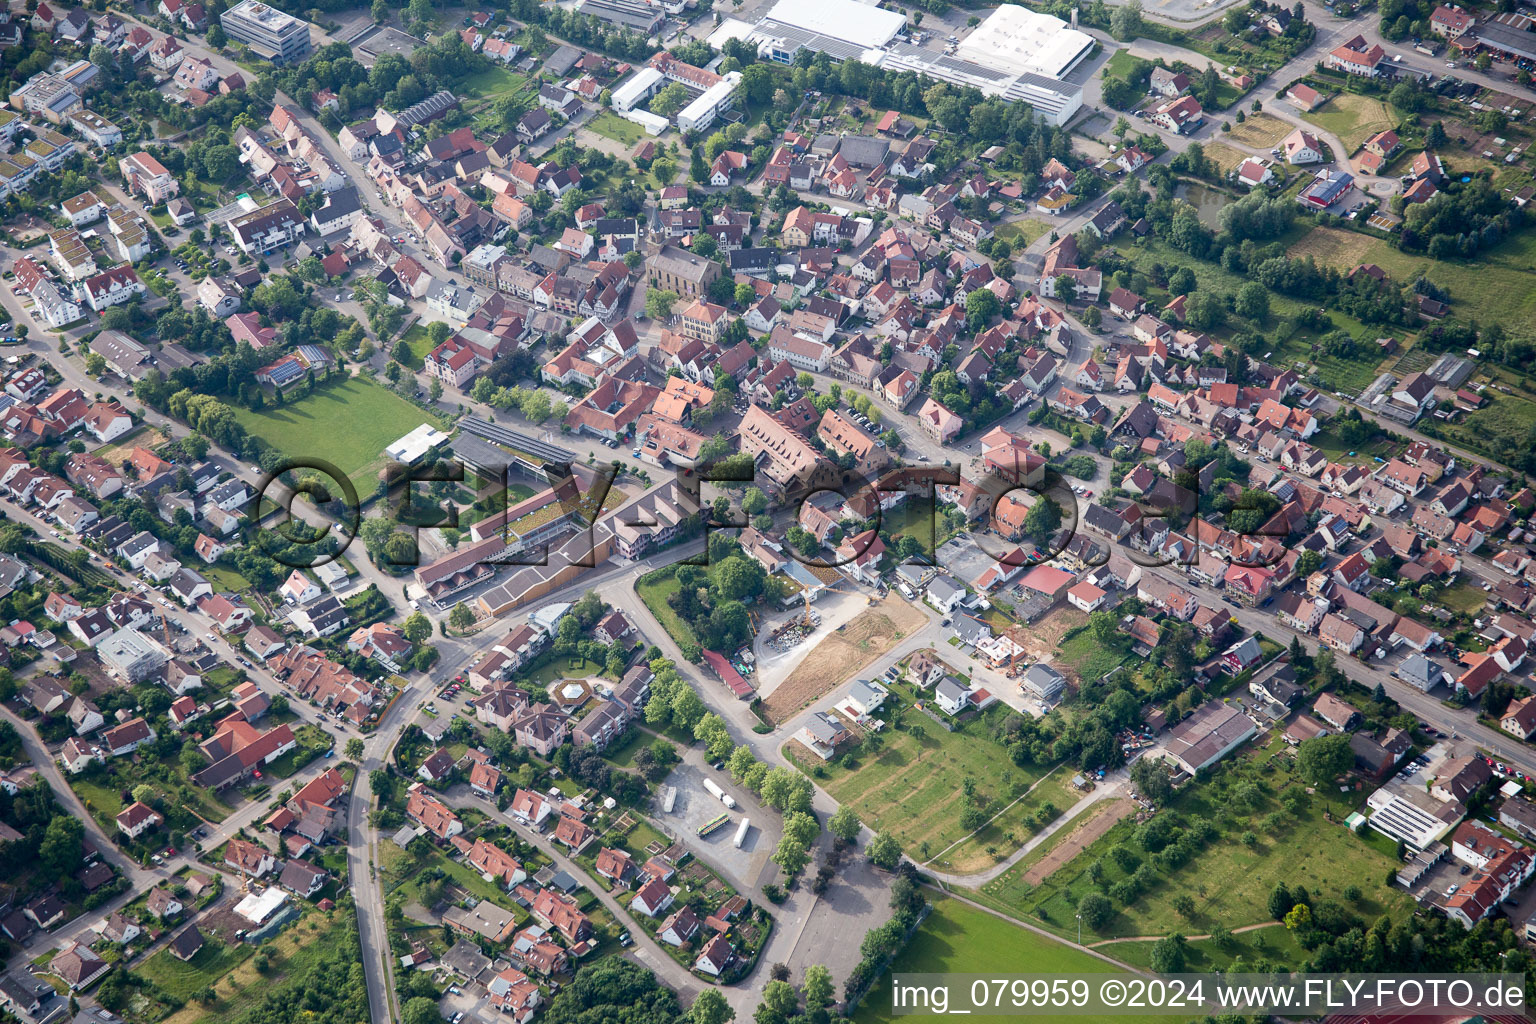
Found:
[785,682,1053,858]
[232,376,446,497]
[1225,112,1291,148]
[853,898,1162,1024]
[1302,93,1398,152]
[977,734,1412,949]
[760,596,927,724]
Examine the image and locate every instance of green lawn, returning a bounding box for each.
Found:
[994,219,1050,247]
[933,772,1076,875]
[1301,93,1399,153]
[203,565,252,593]
[854,898,1161,1024]
[973,733,1411,950]
[459,65,530,98]
[635,571,699,651]
[787,683,1054,864]
[232,376,447,497]
[159,911,355,1024]
[585,110,646,146]
[134,938,252,1002]
[1056,629,1134,684]
[395,324,435,370]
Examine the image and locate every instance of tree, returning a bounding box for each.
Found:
[772,833,809,875]
[829,804,862,844]
[206,22,226,47]
[755,980,798,1024]
[131,784,157,806]
[345,738,365,760]
[1296,733,1354,787]
[965,288,1000,324]
[802,965,834,1011]
[867,830,902,869]
[1284,902,1312,930]
[690,989,733,1024]
[39,815,84,878]
[402,997,439,1024]
[646,289,678,320]
[402,611,432,643]
[1268,882,1293,920]
[1077,891,1113,929]
[1024,496,1063,544]
[1149,934,1187,972]
[1234,281,1270,321]
[449,603,476,630]
[1110,0,1143,39]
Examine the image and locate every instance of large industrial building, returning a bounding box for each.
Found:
[751,0,907,63]
[879,5,1091,125]
[749,0,1088,125]
[220,0,313,65]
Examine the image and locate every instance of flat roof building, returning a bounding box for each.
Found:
[220,0,312,65]
[677,72,741,134]
[752,0,906,62]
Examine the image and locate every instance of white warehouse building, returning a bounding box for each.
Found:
[750,0,906,63]
[876,5,1091,126]
[611,66,665,112]
[678,71,742,134]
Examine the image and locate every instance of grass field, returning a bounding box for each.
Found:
[1203,142,1249,174]
[975,733,1411,949]
[395,323,435,370]
[1055,629,1134,685]
[135,938,252,1003]
[1302,93,1398,153]
[460,65,533,100]
[995,219,1050,247]
[932,772,1077,874]
[976,798,1137,914]
[160,912,352,1024]
[232,376,446,497]
[788,685,1054,861]
[1287,224,1536,343]
[1226,112,1291,148]
[635,571,698,651]
[585,110,646,146]
[853,899,1161,1024]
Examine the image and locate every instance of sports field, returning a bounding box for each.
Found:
[233,376,446,496]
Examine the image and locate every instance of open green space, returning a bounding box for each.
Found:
[854,898,1160,1024]
[933,772,1076,875]
[970,733,1411,951]
[1056,629,1134,684]
[585,110,646,146]
[231,376,447,497]
[459,65,532,99]
[635,570,700,651]
[1301,93,1399,153]
[994,219,1050,247]
[786,680,1054,862]
[134,938,253,1003]
[157,911,356,1024]
[395,323,434,371]
[1096,921,1304,972]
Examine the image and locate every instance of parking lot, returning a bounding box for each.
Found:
[657,762,769,891]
